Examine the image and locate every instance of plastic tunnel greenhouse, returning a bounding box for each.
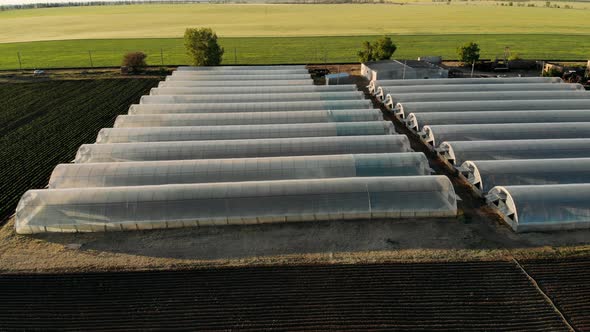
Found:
[405,110,590,131]
[75,135,413,163]
[114,110,384,128]
[486,184,590,232]
[128,100,373,114]
[49,153,431,188]
[367,77,562,93]
[176,65,307,71]
[170,69,309,76]
[460,158,590,194]
[13,64,466,234]
[385,90,590,109]
[438,139,590,165]
[393,99,590,118]
[375,83,582,101]
[139,92,364,104]
[16,176,458,234]
[165,74,311,81]
[96,122,395,143]
[150,85,358,95]
[158,79,314,87]
[421,122,590,147]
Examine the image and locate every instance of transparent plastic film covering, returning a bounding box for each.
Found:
[486,184,590,232]
[170,69,309,76]
[113,109,384,128]
[150,85,357,95]
[406,110,590,131]
[49,153,431,188]
[385,90,590,109]
[176,65,307,71]
[421,122,590,148]
[461,158,590,193]
[96,122,396,144]
[139,91,365,104]
[16,176,457,234]
[438,139,590,166]
[373,77,563,89]
[128,100,373,114]
[165,74,311,81]
[392,99,590,118]
[75,135,413,163]
[377,83,583,100]
[158,79,314,87]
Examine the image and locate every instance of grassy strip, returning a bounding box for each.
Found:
[0,34,588,70]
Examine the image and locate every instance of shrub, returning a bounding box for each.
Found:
[184,27,224,66]
[508,53,523,61]
[122,52,147,73]
[542,67,563,77]
[357,36,397,63]
[457,42,480,65]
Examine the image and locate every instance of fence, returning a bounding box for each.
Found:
[0,45,360,70]
[1,35,588,71]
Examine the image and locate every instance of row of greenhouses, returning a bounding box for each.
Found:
[370,76,590,232]
[15,65,458,234]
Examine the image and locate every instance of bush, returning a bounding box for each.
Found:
[542,67,563,77]
[457,42,480,65]
[184,27,224,66]
[508,53,523,61]
[357,36,397,63]
[122,52,147,73]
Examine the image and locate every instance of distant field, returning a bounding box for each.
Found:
[0,3,588,69]
[0,4,588,43]
[0,79,158,221]
[1,34,588,69]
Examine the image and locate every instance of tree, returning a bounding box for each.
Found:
[121,52,147,73]
[184,28,224,66]
[357,36,397,63]
[357,41,374,63]
[457,42,480,65]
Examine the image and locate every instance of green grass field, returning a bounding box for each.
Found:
[1,4,588,43]
[0,3,588,69]
[1,34,588,70]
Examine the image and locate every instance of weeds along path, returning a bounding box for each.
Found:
[0,78,159,222]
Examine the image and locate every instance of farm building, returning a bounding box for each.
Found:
[361,60,448,81]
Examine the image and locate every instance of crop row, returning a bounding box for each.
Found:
[0,262,572,331]
[0,78,159,222]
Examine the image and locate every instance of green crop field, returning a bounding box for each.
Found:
[0,79,159,221]
[0,3,588,69]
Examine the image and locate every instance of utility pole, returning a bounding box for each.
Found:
[17,52,22,71]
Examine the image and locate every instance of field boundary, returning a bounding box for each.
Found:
[512,258,576,332]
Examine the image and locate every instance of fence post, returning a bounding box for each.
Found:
[160,48,164,66]
[88,50,94,68]
[402,60,407,80]
[470,60,475,78]
[234,47,237,64]
[17,52,22,70]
